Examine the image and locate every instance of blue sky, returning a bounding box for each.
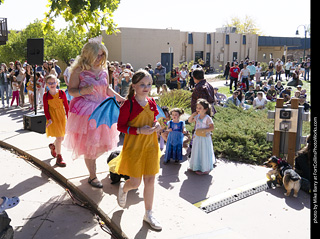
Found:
[0,0,310,37]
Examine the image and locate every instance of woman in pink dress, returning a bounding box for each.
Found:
[65,36,125,188]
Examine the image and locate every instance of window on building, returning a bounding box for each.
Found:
[206,52,210,66]
[188,33,193,44]
[269,53,273,59]
[207,34,211,44]
[263,53,266,59]
[243,35,246,44]
[226,34,230,44]
[195,51,203,64]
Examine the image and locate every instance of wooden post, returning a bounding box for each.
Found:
[287,98,299,166]
[272,98,284,157]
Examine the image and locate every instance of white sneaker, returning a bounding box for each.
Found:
[143,210,162,230]
[118,181,127,208]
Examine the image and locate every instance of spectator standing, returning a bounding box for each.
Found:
[147,64,154,84]
[239,63,250,92]
[63,58,75,87]
[15,61,26,107]
[0,63,10,108]
[190,68,216,115]
[284,59,292,80]
[304,58,311,81]
[267,61,274,79]
[154,62,166,94]
[255,62,262,85]
[223,61,230,85]
[275,59,283,82]
[52,59,62,79]
[247,61,256,83]
[169,68,178,90]
[229,62,240,93]
[179,66,188,89]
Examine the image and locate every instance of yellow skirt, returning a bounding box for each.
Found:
[109,103,160,178]
[46,93,67,138]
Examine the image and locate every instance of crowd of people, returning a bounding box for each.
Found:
[0,35,311,231]
[0,59,62,109]
[220,57,311,111]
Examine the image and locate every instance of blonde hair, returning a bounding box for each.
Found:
[70,42,108,74]
[127,69,151,100]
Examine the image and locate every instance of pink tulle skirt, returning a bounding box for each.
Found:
[64,97,119,160]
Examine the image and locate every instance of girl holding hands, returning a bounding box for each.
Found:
[188,98,216,175]
[65,36,125,188]
[108,69,162,230]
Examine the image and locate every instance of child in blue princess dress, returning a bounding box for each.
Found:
[164,108,186,164]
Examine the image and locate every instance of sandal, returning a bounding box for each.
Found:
[88,177,103,188]
[49,143,57,158]
[0,196,20,213]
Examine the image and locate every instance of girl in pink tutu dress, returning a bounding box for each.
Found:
[65,36,125,188]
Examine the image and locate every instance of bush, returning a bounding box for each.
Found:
[157,90,192,114]
[212,105,274,164]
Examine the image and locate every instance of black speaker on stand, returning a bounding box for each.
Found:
[23,38,46,134]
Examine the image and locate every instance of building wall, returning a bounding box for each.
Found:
[102,27,259,72]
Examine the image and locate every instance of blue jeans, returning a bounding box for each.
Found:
[304,68,310,81]
[0,83,9,106]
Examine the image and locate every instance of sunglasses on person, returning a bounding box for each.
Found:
[47,81,57,85]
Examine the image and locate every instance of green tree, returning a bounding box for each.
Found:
[44,0,120,38]
[224,15,262,35]
[51,25,86,64]
[0,20,85,65]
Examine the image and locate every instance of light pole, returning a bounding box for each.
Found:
[295,24,309,61]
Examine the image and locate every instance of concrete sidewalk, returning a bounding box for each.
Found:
[0,147,112,239]
[0,82,310,239]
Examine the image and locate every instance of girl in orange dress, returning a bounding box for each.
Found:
[108,69,162,230]
[43,74,69,167]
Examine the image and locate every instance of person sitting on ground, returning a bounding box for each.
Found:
[261,80,269,93]
[224,90,241,108]
[298,95,311,112]
[267,76,274,86]
[213,87,227,106]
[237,81,246,92]
[279,87,292,102]
[253,91,267,110]
[300,89,307,99]
[296,85,302,92]
[244,85,255,105]
[274,80,284,95]
[236,88,245,108]
[266,84,277,102]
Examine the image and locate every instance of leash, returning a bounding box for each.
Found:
[65,188,116,238]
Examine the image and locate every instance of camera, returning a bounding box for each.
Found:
[279,109,291,119]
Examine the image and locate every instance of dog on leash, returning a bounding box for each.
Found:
[107,151,129,184]
[263,156,301,197]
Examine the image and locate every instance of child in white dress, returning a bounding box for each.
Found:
[188,98,216,175]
